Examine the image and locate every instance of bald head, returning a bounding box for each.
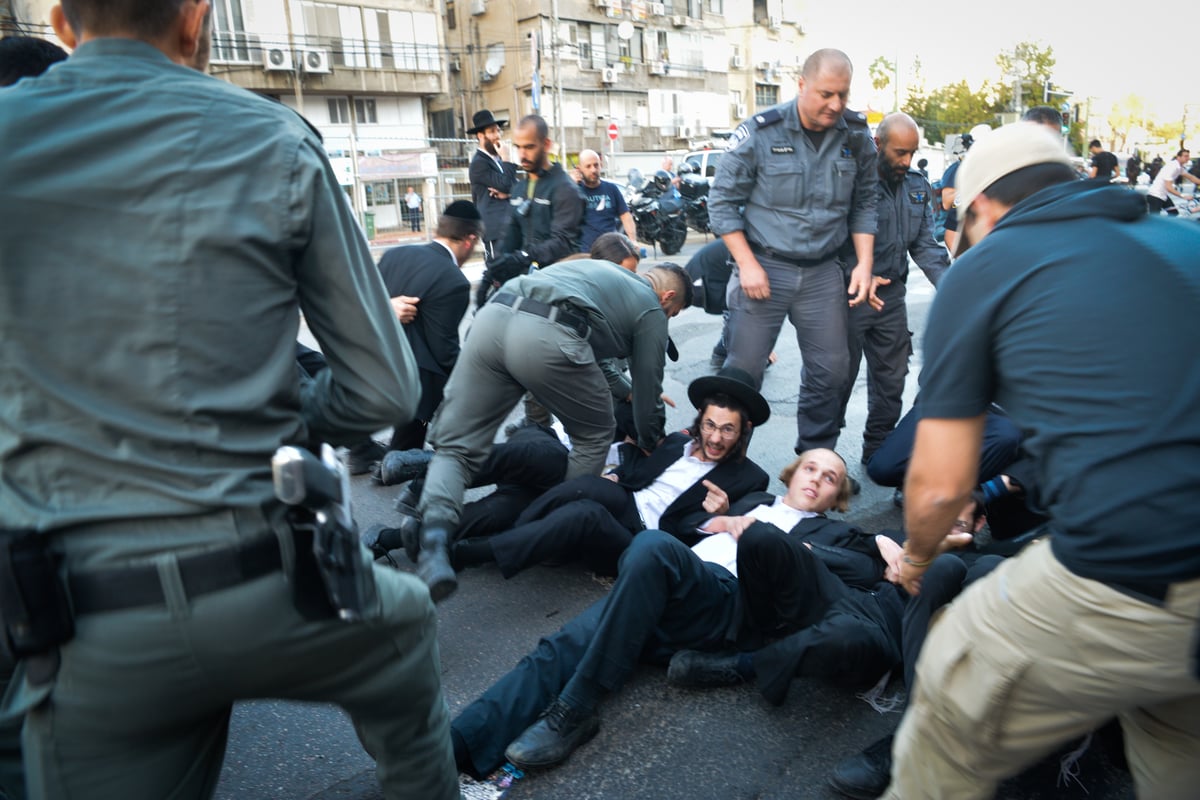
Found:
[875,112,921,185]
[578,149,602,187]
[801,48,852,80]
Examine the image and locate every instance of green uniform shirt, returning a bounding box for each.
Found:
[503,260,668,449]
[0,39,418,532]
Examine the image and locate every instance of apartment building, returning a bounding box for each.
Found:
[436,0,807,156]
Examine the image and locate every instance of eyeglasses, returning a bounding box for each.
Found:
[700,419,739,439]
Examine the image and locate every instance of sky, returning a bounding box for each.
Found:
[801,0,1192,125]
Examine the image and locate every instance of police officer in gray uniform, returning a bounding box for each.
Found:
[411,261,692,600]
[710,48,878,454]
[839,112,949,465]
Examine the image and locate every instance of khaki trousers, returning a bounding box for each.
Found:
[886,538,1200,799]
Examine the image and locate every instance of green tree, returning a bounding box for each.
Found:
[902,79,1007,145]
[995,41,1056,111]
[869,55,895,93]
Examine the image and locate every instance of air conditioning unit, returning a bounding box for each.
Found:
[449,58,461,73]
[300,47,330,74]
[734,103,747,119]
[730,54,745,69]
[601,67,619,85]
[648,61,666,76]
[594,0,613,7]
[470,0,486,14]
[678,125,692,139]
[650,2,666,14]
[262,47,293,71]
[768,15,782,30]
[671,14,687,27]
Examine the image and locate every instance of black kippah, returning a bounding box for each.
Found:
[443,200,482,221]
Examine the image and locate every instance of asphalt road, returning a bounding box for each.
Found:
[214,230,1133,799]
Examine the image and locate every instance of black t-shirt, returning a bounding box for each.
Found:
[919,181,1200,585]
[941,161,960,231]
[1090,150,1118,180]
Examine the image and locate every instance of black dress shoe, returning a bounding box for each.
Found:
[666,650,746,688]
[416,524,457,602]
[504,698,600,770]
[374,449,434,486]
[347,440,387,476]
[829,734,893,799]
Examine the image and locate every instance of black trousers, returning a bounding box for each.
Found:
[451,531,740,776]
[737,525,904,706]
[489,475,643,578]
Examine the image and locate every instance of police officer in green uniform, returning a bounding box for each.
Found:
[0,2,457,798]
[411,261,692,601]
[710,48,879,455]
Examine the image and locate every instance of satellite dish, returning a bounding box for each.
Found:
[617,21,634,41]
[484,57,503,77]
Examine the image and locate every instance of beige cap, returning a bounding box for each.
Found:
[952,123,1073,257]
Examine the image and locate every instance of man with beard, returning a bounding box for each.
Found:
[575,148,637,250]
[838,113,949,466]
[0,1,457,797]
[467,109,518,265]
[448,368,771,578]
[479,115,585,297]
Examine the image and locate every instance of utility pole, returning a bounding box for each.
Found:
[551,0,564,160]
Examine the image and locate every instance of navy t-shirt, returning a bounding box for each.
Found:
[940,161,960,232]
[579,180,630,250]
[918,181,1200,585]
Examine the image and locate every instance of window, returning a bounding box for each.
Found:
[365,181,392,207]
[328,98,350,124]
[301,4,440,71]
[211,0,254,62]
[688,0,702,17]
[754,83,779,109]
[447,0,456,30]
[355,98,377,124]
[705,0,723,13]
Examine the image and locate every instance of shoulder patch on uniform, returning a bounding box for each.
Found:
[728,122,752,151]
[842,108,868,128]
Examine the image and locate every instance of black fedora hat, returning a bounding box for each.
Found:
[467,110,508,135]
[687,366,770,427]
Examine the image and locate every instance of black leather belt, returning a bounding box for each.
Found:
[493,292,589,339]
[748,240,829,268]
[69,536,282,615]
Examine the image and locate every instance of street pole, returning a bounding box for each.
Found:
[282,0,303,114]
[551,0,564,160]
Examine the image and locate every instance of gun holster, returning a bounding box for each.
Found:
[284,509,370,622]
[0,531,75,664]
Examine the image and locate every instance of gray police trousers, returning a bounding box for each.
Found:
[724,252,849,453]
[6,508,457,800]
[839,280,911,463]
[418,302,615,531]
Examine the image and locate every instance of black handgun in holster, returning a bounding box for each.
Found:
[272,444,370,622]
[0,530,75,664]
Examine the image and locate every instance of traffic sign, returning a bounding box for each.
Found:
[607,122,619,141]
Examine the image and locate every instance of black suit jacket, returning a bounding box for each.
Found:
[469,149,518,242]
[611,432,769,542]
[377,242,469,419]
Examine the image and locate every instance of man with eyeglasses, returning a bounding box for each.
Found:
[447,367,771,578]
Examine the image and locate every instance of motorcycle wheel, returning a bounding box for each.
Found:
[659,222,686,255]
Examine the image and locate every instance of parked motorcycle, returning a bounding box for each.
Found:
[676,162,711,235]
[626,169,688,256]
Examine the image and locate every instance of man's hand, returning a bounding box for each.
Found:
[899,498,984,595]
[488,188,510,200]
[488,252,532,284]
[866,276,891,312]
[602,472,620,483]
[847,261,872,307]
[700,480,730,515]
[390,295,420,324]
[702,514,755,539]
[877,535,905,583]
[661,393,676,408]
[738,258,771,300]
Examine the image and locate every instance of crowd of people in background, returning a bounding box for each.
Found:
[2,20,1199,800]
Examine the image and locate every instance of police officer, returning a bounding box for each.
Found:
[710,48,878,455]
[839,112,949,465]
[0,3,457,798]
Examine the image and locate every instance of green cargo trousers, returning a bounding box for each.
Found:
[2,508,458,800]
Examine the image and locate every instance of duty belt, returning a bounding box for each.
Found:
[747,240,830,268]
[68,535,282,615]
[493,292,590,339]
